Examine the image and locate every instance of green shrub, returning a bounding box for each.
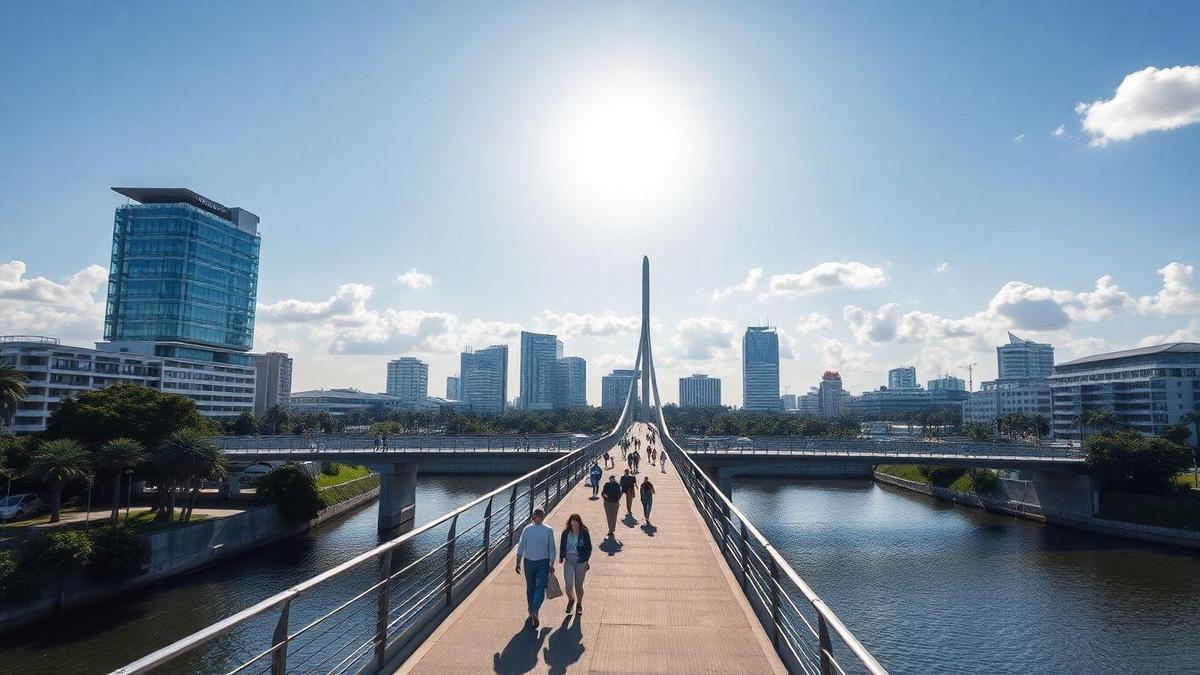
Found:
[918,465,966,486]
[257,465,325,521]
[320,461,339,477]
[0,550,16,599]
[969,470,999,495]
[1,544,44,604]
[88,526,151,582]
[41,530,93,573]
[1086,432,1191,494]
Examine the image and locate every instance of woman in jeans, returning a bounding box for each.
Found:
[640,476,656,523]
[558,513,593,614]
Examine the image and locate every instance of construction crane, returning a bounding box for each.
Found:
[961,362,977,391]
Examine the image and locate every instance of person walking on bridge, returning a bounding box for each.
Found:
[620,469,637,516]
[640,476,656,523]
[659,447,668,473]
[559,513,592,615]
[588,461,602,497]
[601,476,622,537]
[515,508,556,627]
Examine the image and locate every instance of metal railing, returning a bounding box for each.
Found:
[215,433,594,455]
[667,436,889,675]
[113,431,618,675]
[680,436,1083,462]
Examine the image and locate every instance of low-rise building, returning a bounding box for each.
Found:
[252,351,293,415]
[962,378,1051,427]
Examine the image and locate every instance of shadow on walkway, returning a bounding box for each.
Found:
[543,615,585,674]
[622,513,639,528]
[493,621,550,674]
[640,522,658,536]
[598,537,623,555]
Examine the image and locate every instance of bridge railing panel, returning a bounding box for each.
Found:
[666,436,889,675]
[112,433,618,675]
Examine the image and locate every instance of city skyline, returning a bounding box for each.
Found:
[2,3,1199,406]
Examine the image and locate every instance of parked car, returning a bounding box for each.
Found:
[238,463,274,485]
[0,493,45,521]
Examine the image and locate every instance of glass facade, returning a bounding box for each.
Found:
[105,203,260,351]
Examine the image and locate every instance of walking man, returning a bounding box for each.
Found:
[589,460,602,497]
[515,508,556,627]
[620,469,637,516]
[640,476,656,523]
[601,476,622,537]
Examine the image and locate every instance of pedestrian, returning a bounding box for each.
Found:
[381,432,389,450]
[515,508,556,627]
[601,476,622,537]
[588,461,602,497]
[620,469,637,516]
[374,435,381,450]
[558,513,592,615]
[640,476,655,522]
[660,448,668,473]
[603,451,612,469]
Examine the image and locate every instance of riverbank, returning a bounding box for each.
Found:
[874,468,1200,549]
[0,473,381,636]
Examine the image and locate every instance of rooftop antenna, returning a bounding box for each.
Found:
[961,362,977,391]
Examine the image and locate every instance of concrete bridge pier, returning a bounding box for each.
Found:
[372,463,418,534]
[1026,470,1100,519]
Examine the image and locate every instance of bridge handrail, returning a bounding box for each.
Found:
[112,431,619,675]
[665,435,889,674]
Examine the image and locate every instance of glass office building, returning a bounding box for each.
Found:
[743,326,780,411]
[105,187,260,359]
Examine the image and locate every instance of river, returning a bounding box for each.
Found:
[3,474,1198,673]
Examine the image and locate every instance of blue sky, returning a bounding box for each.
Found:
[2,1,1198,403]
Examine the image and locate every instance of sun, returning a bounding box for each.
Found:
[546,71,703,216]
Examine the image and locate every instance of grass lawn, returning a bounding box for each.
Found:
[316,463,371,488]
[1,508,210,550]
[1177,473,1199,490]
[876,465,928,484]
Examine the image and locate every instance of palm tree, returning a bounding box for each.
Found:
[153,429,226,523]
[95,438,146,524]
[0,362,28,428]
[28,439,92,523]
[1083,409,1118,435]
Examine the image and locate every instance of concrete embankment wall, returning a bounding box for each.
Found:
[0,476,380,636]
[874,470,1200,550]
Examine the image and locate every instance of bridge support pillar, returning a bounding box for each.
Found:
[372,463,417,534]
[701,465,734,501]
[1030,470,1099,519]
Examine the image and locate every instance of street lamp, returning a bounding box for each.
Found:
[84,474,95,530]
[124,469,135,523]
[1,468,12,530]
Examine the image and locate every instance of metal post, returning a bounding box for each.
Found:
[818,614,834,675]
[124,470,134,523]
[445,514,458,606]
[271,599,291,675]
[529,475,536,517]
[482,497,493,572]
[508,485,518,548]
[375,550,393,669]
[769,557,781,650]
[739,521,750,592]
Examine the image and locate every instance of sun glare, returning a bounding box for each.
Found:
[547,72,703,216]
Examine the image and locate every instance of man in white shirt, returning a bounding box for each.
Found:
[515,508,556,626]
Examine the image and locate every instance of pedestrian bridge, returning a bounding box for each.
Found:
[114,259,888,674]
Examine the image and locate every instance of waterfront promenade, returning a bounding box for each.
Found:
[400,427,786,673]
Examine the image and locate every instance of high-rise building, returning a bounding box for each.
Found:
[519,331,564,410]
[461,345,508,414]
[888,367,917,390]
[797,388,820,415]
[446,375,461,400]
[679,373,721,408]
[927,375,965,392]
[100,187,260,419]
[553,356,587,408]
[780,393,797,410]
[601,369,640,410]
[1049,343,1200,444]
[743,326,780,411]
[251,351,293,415]
[818,371,844,418]
[998,332,1054,379]
[386,356,429,401]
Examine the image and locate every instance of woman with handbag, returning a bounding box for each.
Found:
[558,513,593,615]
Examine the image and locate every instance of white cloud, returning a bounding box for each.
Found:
[1076,65,1200,146]
[795,313,832,335]
[397,268,434,290]
[671,316,738,360]
[1052,124,1065,138]
[1013,134,1025,142]
[1138,319,1200,347]
[817,338,875,376]
[1135,262,1200,316]
[985,275,1131,330]
[777,328,798,360]
[258,283,375,325]
[711,268,762,301]
[843,303,976,345]
[1060,336,1111,359]
[761,262,887,299]
[534,310,639,338]
[0,260,108,340]
[931,262,949,274]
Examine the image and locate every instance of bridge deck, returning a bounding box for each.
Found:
[400,441,785,673]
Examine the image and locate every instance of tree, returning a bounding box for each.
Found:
[88,525,151,582]
[1030,415,1050,442]
[0,362,28,428]
[1164,423,1192,446]
[28,439,92,523]
[1082,408,1118,435]
[231,411,260,436]
[40,530,92,616]
[45,384,214,450]
[262,404,289,435]
[94,438,146,524]
[964,423,994,442]
[1085,431,1190,494]
[257,464,324,521]
[153,429,226,523]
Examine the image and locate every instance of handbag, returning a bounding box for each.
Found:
[545,569,563,600]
